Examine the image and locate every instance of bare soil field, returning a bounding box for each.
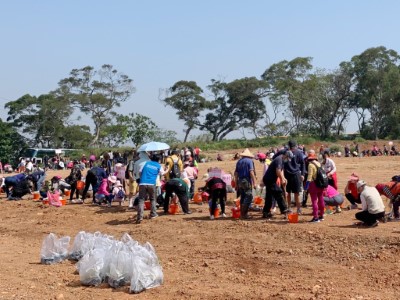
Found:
[1,151,400,300]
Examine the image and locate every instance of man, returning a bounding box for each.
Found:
[355,180,385,227]
[262,150,289,219]
[375,180,400,221]
[234,148,257,219]
[274,140,305,214]
[164,150,183,180]
[126,150,139,209]
[27,169,46,192]
[133,151,150,185]
[3,173,27,198]
[163,177,192,215]
[201,174,227,220]
[82,163,107,204]
[136,154,165,224]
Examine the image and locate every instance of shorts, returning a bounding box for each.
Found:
[285,173,302,194]
[128,178,138,196]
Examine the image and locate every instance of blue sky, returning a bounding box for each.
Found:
[1,0,399,140]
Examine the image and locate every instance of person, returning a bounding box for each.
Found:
[355,180,385,227]
[274,140,305,214]
[344,173,360,209]
[133,151,150,185]
[127,151,139,209]
[66,161,82,203]
[164,150,183,180]
[3,173,27,198]
[25,159,33,174]
[82,164,107,204]
[102,153,112,176]
[201,174,227,219]
[217,154,223,161]
[322,151,338,190]
[304,152,325,223]
[234,148,257,219]
[89,154,96,168]
[323,185,344,214]
[26,169,46,192]
[112,180,125,205]
[114,162,126,191]
[183,161,197,200]
[163,177,192,215]
[18,158,26,173]
[194,146,201,162]
[50,175,71,194]
[261,150,289,219]
[375,181,400,221]
[136,154,165,224]
[96,178,112,206]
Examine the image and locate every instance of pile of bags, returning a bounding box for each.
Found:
[40,231,163,293]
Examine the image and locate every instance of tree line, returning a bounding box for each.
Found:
[2,46,400,159]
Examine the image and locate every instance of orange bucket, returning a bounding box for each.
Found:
[201,192,209,202]
[254,196,263,205]
[42,199,49,205]
[64,189,71,197]
[193,192,203,204]
[209,207,220,218]
[76,181,85,190]
[33,192,40,200]
[288,213,298,223]
[60,198,67,206]
[168,203,180,215]
[231,207,241,219]
[144,200,151,210]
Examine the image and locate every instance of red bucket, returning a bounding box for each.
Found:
[231,207,241,219]
[76,181,85,190]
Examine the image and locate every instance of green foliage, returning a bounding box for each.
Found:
[354,137,366,143]
[0,119,27,165]
[328,144,341,153]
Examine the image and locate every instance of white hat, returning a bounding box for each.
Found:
[356,180,366,189]
[240,148,253,158]
[108,175,117,183]
[114,180,123,187]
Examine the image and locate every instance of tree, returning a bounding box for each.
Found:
[55,64,135,146]
[5,94,71,147]
[98,115,129,147]
[61,125,93,149]
[201,77,268,141]
[152,129,180,145]
[350,46,400,139]
[0,119,27,165]
[119,113,158,147]
[161,81,208,142]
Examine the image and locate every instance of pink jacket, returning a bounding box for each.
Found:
[323,185,339,198]
[97,178,110,196]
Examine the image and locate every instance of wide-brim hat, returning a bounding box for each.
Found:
[115,163,123,168]
[114,180,123,187]
[356,180,366,189]
[240,148,253,158]
[349,172,359,181]
[108,175,117,183]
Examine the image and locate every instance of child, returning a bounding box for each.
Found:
[96,178,113,206]
[112,180,125,206]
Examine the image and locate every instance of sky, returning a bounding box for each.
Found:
[1,0,399,140]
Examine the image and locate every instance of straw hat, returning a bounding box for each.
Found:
[114,180,123,187]
[240,148,253,158]
[108,175,117,183]
[356,180,366,189]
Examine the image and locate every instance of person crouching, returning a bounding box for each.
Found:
[355,180,385,227]
[201,174,227,220]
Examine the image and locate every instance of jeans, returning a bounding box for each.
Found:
[4,177,18,197]
[82,171,97,202]
[309,181,325,219]
[137,185,157,221]
[36,175,46,192]
[324,194,344,207]
[345,193,361,205]
[262,182,288,215]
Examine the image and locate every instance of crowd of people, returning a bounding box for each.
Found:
[0,142,398,227]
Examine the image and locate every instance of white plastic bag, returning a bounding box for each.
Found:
[130,256,163,294]
[40,233,70,264]
[79,248,108,286]
[108,248,134,288]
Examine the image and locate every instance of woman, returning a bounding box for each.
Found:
[304,152,325,223]
[201,174,227,220]
[322,151,338,190]
[323,185,344,213]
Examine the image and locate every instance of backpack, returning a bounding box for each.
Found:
[169,158,181,179]
[117,187,125,199]
[311,162,329,188]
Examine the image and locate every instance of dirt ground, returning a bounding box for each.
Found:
[1,150,400,300]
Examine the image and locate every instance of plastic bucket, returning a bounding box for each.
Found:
[33,192,40,200]
[254,196,263,205]
[60,198,67,206]
[231,207,241,219]
[288,213,298,223]
[64,189,71,197]
[193,192,203,204]
[209,207,220,218]
[144,200,151,210]
[168,203,180,215]
[76,181,85,190]
[42,199,49,205]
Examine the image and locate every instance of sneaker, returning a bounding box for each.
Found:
[71,199,83,204]
[297,208,302,215]
[335,207,342,213]
[135,219,142,224]
[325,209,333,215]
[310,218,320,223]
[150,214,158,219]
[107,203,111,208]
[272,207,277,213]
[221,213,227,218]
[350,204,358,210]
[128,206,134,210]
[319,216,325,221]
[184,210,192,215]
[262,213,273,219]
[368,221,379,227]
[210,215,215,220]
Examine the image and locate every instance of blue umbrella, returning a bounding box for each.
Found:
[137,141,170,152]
